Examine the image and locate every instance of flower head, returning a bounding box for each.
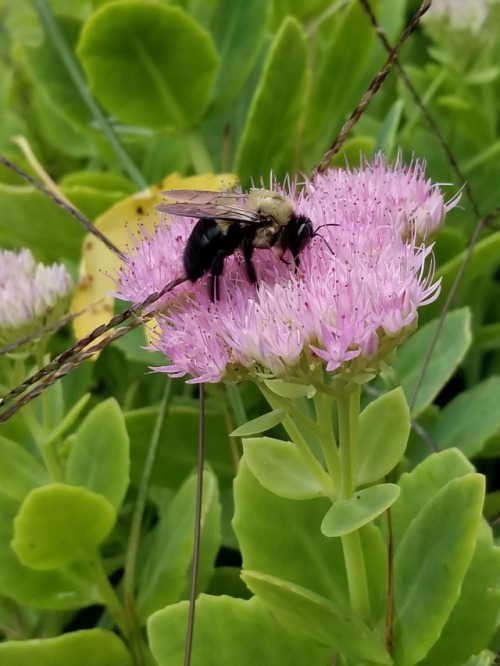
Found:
[0,248,73,352]
[425,0,490,32]
[116,155,458,385]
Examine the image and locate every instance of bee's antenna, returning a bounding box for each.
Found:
[313,223,339,257]
[0,154,125,259]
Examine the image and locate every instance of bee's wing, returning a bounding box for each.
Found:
[160,190,247,204]
[155,190,262,223]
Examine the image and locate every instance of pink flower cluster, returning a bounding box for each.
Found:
[117,156,458,384]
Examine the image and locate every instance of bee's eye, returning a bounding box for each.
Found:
[297,220,313,250]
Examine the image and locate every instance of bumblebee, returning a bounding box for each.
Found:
[156,189,313,301]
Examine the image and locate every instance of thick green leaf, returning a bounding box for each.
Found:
[208,0,270,113]
[425,231,500,321]
[0,435,49,501]
[0,174,125,262]
[375,100,404,156]
[23,16,93,129]
[242,571,392,665]
[0,493,98,609]
[77,2,219,130]
[234,461,387,622]
[306,0,378,157]
[270,0,334,28]
[420,522,500,666]
[321,484,400,537]
[0,183,85,262]
[392,308,472,417]
[231,409,286,437]
[34,91,95,158]
[391,448,475,546]
[243,436,330,499]
[137,471,220,621]
[235,17,308,185]
[357,387,410,486]
[12,484,116,569]
[233,459,343,607]
[126,404,235,490]
[66,399,130,509]
[262,379,315,399]
[393,474,485,666]
[148,595,333,666]
[429,377,500,457]
[0,629,131,666]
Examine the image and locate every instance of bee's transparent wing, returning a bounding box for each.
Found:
[155,189,263,223]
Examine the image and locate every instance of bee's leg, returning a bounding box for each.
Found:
[242,237,257,284]
[209,249,227,301]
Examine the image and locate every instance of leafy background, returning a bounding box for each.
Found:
[1,0,500,665]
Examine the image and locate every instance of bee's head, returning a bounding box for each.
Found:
[294,215,314,254]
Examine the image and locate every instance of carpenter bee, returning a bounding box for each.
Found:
[155,189,314,301]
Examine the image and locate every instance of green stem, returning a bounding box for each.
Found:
[314,392,341,490]
[337,385,360,498]
[259,385,332,496]
[33,0,148,189]
[185,130,215,174]
[225,383,248,427]
[340,530,371,620]
[123,378,173,665]
[87,550,129,639]
[337,384,370,621]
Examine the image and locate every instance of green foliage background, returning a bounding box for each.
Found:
[1,1,500,665]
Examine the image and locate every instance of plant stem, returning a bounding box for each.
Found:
[185,130,214,174]
[337,383,371,621]
[260,385,333,496]
[87,550,129,639]
[314,391,341,490]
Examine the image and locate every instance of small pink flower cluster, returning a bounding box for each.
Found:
[117,156,458,384]
[0,248,73,346]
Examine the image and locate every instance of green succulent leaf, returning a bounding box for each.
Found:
[243,436,330,499]
[66,398,130,509]
[392,308,472,417]
[393,473,485,666]
[242,571,392,665]
[0,434,49,501]
[208,0,270,113]
[428,376,500,457]
[136,470,220,621]
[236,17,308,186]
[0,493,98,609]
[357,387,410,485]
[321,484,400,537]
[77,1,219,130]
[148,595,333,665]
[231,409,286,436]
[12,484,116,569]
[0,629,131,666]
